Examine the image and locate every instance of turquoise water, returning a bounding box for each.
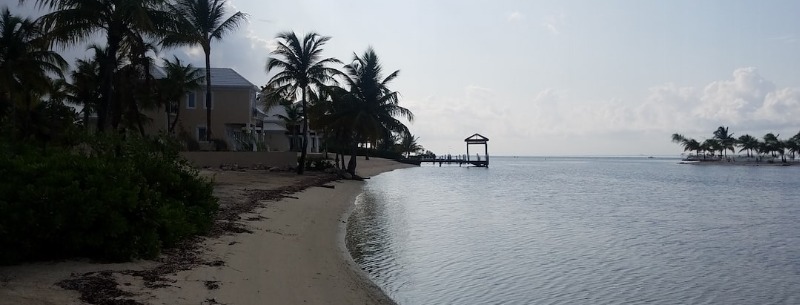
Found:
[346,157,800,305]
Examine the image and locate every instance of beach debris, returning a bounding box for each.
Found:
[56,271,142,305]
[56,171,341,304]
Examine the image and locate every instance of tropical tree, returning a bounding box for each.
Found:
[119,30,162,134]
[671,133,701,158]
[761,133,784,161]
[264,32,341,174]
[701,139,721,159]
[736,134,759,158]
[785,137,800,161]
[163,0,246,142]
[31,0,170,132]
[276,102,303,152]
[0,8,68,138]
[788,131,800,161]
[156,56,204,134]
[330,47,413,175]
[399,133,423,158]
[713,126,735,157]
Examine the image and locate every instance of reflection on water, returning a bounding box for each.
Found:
[347,157,800,305]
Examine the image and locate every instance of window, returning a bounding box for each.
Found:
[186,92,196,109]
[197,126,207,141]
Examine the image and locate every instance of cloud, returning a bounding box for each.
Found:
[542,13,566,35]
[169,25,272,88]
[692,67,775,124]
[507,11,524,23]
[407,67,800,155]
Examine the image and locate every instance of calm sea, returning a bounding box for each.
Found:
[346,156,800,305]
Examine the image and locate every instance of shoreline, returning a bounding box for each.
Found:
[0,158,414,305]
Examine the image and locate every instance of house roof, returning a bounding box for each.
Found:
[151,66,256,89]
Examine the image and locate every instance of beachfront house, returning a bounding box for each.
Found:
[142,67,290,151]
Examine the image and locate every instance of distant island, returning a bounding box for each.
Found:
[672,126,800,164]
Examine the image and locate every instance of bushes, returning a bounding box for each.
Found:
[302,157,334,171]
[0,135,217,264]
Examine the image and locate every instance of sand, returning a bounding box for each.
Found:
[0,157,414,305]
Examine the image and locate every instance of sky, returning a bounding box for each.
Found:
[8,0,800,156]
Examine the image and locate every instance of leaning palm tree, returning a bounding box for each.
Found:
[31,0,170,132]
[163,0,247,142]
[264,32,341,174]
[671,133,701,159]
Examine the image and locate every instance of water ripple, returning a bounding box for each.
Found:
[347,157,800,305]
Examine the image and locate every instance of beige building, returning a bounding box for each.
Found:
[143,67,290,151]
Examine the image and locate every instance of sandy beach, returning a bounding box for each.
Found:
[0,157,414,305]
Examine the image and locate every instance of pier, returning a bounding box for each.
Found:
[413,133,490,167]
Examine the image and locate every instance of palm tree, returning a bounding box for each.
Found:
[0,8,67,135]
[400,133,423,158]
[788,131,800,161]
[760,133,785,162]
[784,137,800,161]
[264,32,341,174]
[736,134,759,158]
[701,139,721,159]
[671,133,701,159]
[275,102,303,152]
[156,56,204,134]
[163,0,246,142]
[32,0,170,132]
[713,126,735,157]
[331,48,413,175]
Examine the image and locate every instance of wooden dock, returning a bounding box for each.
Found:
[400,133,490,168]
[419,158,488,167]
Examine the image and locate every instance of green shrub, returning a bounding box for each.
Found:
[0,134,218,264]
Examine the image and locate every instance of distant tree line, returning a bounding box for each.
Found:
[672,126,800,162]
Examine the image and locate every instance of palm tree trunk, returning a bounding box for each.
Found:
[169,105,181,134]
[204,48,212,142]
[347,138,357,175]
[298,87,309,174]
[83,109,90,132]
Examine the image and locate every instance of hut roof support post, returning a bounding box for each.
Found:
[464,133,489,167]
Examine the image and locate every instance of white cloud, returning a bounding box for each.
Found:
[507,11,524,23]
[542,13,566,36]
[407,67,800,155]
[169,25,272,88]
[755,87,800,124]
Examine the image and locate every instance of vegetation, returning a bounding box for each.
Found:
[672,127,800,163]
[156,56,204,134]
[260,39,429,174]
[263,32,342,174]
[1,1,430,264]
[0,3,239,264]
[163,0,247,141]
